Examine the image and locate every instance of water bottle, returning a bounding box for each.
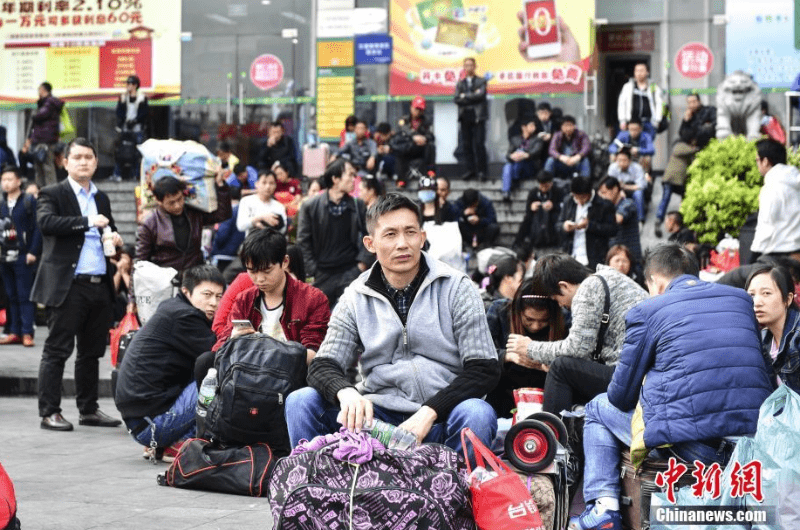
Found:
[363,419,418,450]
[102,227,116,257]
[196,368,217,418]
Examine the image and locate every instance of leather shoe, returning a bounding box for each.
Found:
[41,413,74,431]
[22,334,34,347]
[79,409,122,427]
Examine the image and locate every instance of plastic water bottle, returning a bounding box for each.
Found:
[364,419,418,450]
[196,368,217,418]
[102,227,116,257]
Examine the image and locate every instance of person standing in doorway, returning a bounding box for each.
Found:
[454,58,489,181]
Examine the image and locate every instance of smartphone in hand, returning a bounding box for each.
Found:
[232,319,255,331]
[523,0,561,59]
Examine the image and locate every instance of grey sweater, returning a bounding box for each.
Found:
[527,265,648,366]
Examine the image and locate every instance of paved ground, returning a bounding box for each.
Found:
[1,397,274,530]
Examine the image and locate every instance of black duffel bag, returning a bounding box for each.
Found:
[201,333,307,454]
[157,438,273,496]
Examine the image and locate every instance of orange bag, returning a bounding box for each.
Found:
[110,311,140,367]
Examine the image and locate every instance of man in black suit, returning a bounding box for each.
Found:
[32,137,124,431]
[454,57,489,181]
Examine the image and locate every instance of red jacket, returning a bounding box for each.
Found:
[213,272,330,352]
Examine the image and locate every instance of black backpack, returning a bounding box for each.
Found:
[202,333,307,454]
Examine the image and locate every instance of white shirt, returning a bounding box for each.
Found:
[572,195,592,266]
[260,298,286,341]
[236,194,288,235]
[751,163,800,254]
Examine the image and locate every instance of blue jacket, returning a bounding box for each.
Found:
[608,275,772,448]
[762,307,800,394]
[454,193,497,228]
[0,192,42,260]
[608,130,655,156]
[211,204,245,258]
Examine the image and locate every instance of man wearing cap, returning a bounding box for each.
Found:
[112,75,148,180]
[390,96,435,187]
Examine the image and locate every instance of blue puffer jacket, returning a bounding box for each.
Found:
[608,275,773,449]
[762,307,800,394]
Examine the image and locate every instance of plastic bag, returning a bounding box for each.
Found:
[424,221,466,272]
[109,311,139,367]
[59,107,75,141]
[132,260,177,325]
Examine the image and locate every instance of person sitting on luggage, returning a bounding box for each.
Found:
[210,228,330,361]
[608,118,655,173]
[485,279,566,418]
[512,170,564,261]
[114,264,225,461]
[286,193,501,451]
[136,173,232,273]
[333,120,377,173]
[746,264,800,393]
[516,253,647,416]
[571,244,772,530]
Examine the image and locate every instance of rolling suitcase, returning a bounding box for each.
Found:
[302,143,330,179]
[619,451,694,530]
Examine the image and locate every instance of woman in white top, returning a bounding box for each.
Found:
[236,170,288,235]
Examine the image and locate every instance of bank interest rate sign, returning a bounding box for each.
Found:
[250,54,284,91]
[675,42,714,80]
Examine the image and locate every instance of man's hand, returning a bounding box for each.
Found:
[90,214,110,229]
[563,220,576,233]
[463,207,476,217]
[620,121,628,131]
[112,232,123,247]
[683,108,693,122]
[542,200,553,211]
[267,135,278,147]
[413,134,427,146]
[214,168,227,187]
[22,139,31,153]
[506,333,533,359]
[531,201,541,212]
[337,387,373,433]
[357,262,368,272]
[25,253,37,265]
[468,214,480,225]
[398,406,437,444]
[230,326,256,339]
[631,147,639,156]
[570,154,582,166]
[575,217,589,230]
[257,213,280,227]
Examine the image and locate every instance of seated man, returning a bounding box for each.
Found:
[115,265,225,459]
[607,148,648,228]
[571,244,772,530]
[545,115,591,182]
[608,117,655,173]
[509,253,646,415]
[455,188,500,250]
[390,97,435,186]
[286,193,501,451]
[259,120,298,176]
[211,228,330,361]
[557,177,617,270]
[597,177,642,265]
[501,117,544,201]
[665,210,696,245]
[513,170,564,260]
[225,163,258,197]
[334,120,377,173]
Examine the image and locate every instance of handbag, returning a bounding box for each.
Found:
[461,428,545,530]
[109,310,140,367]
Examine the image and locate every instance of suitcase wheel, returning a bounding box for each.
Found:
[156,474,166,486]
[524,411,568,446]
[505,419,557,473]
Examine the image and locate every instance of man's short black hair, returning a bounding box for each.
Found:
[536,170,554,183]
[229,186,242,201]
[599,176,620,190]
[756,138,787,166]
[376,122,391,135]
[233,163,247,175]
[345,115,357,127]
[65,137,96,158]
[687,92,700,102]
[437,175,451,188]
[643,243,700,281]
[532,253,592,296]
[239,228,287,272]
[460,188,479,208]
[355,119,368,128]
[271,120,284,129]
[570,176,592,195]
[666,210,684,227]
[126,75,141,88]
[40,82,53,94]
[627,116,642,126]
[366,192,422,235]
[634,62,649,72]
[152,176,186,201]
[561,115,576,125]
[616,147,632,159]
[218,140,233,153]
[257,169,276,182]
[323,158,350,188]
[0,166,22,179]
[537,101,551,112]
[182,264,225,293]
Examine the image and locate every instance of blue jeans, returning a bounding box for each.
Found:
[631,189,645,222]
[545,156,590,180]
[125,382,198,448]
[656,182,685,221]
[285,386,497,453]
[501,159,535,193]
[583,393,733,503]
[0,260,35,335]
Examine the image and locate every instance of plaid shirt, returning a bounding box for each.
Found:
[378,260,429,324]
[327,196,348,216]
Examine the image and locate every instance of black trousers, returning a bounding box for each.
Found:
[38,279,112,417]
[542,356,615,415]
[459,221,500,249]
[459,120,487,175]
[314,264,361,308]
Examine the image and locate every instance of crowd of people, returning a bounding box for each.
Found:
[0,62,797,530]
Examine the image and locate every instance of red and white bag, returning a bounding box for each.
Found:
[461,428,545,530]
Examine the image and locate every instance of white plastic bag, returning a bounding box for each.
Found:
[133,261,178,325]
[423,221,466,272]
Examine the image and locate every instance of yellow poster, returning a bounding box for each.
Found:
[390,0,594,95]
[0,0,182,102]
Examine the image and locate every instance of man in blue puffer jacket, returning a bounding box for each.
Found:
[570,244,773,530]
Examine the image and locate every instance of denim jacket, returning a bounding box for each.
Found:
[762,308,800,394]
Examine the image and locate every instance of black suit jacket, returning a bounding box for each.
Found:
[31,179,116,307]
[556,193,617,270]
[454,75,489,123]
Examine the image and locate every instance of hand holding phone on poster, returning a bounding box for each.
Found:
[516,3,580,63]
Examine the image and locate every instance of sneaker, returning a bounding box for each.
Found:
[161,440,185,464]
[0,334,21,345]
[109,174,122,182]
[502,192,512,203]
[22,334,34,347]
[568,504,622,530]
[654,222,663,238]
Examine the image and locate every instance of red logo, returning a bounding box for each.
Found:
[250,54,284,91]
[249,407,259,417]
[675,42,714,79]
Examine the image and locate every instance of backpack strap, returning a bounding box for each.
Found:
[591,275,611,362]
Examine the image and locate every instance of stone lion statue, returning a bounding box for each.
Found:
[716,71,762,140]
